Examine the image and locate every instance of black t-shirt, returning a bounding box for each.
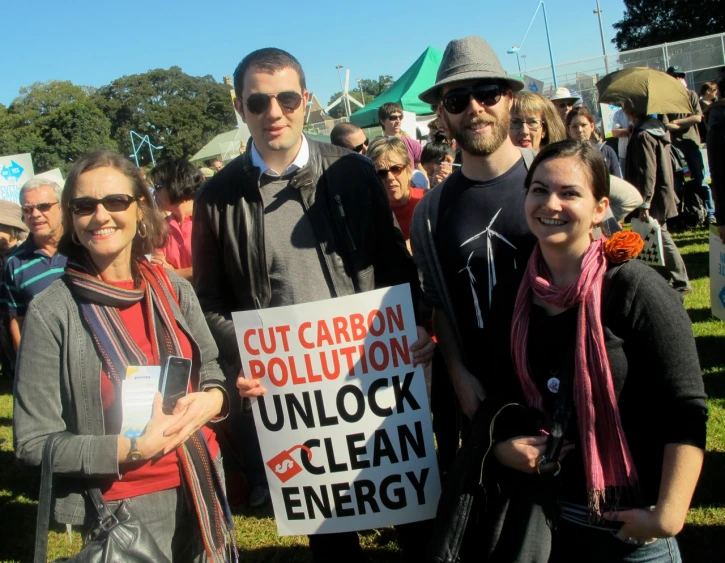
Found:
[435,159,536,394]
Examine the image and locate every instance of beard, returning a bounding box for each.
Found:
[443,111,510,157]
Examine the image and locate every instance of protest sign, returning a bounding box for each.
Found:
[709,225,725,322]
[0,153,34,203]
[232,285,441,536]
[523,75,545,95]
[600,103,621,139]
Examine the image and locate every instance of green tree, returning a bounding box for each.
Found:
[612,0,725,50]
[93,67,236,164]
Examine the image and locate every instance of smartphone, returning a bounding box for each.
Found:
[160,356,192,414]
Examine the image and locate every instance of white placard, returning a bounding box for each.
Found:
[0,153,34,203]
[232,285,441,536]
[35,168,65,190]
[600,104,621,139]
[121,365,161,438]
[709,225,725,322]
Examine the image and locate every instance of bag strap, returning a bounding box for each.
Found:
[34,433,110,563]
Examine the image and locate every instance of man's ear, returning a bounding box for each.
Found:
[233,98,246,124]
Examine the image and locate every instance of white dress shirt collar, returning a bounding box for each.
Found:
[250,135,309,178]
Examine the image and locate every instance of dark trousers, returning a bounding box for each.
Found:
[430,348,458,477]
[652,222,691,292]
[677,139,715,218]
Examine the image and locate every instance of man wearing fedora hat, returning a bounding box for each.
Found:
[0,200,28,376]
[411,36,537,423]
[549,86,579,122]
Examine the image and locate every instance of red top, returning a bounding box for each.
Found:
[101,279,218,501]
[392,187,426,240]
[158,214,193,269]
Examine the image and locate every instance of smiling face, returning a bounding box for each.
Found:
[509,110,545,150]
[21,185,63,242]
[438,80,512,157]
[373,149,412,208]
[72,167,142,276]
[235,66,309,159]
[525,156,609,256]
[568,114,594,141]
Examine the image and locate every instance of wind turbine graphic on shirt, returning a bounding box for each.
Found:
[458,208,517,329]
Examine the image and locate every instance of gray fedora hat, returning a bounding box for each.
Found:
[419,36,525,104]
[0,200,28,232]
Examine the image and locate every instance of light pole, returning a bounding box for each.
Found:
[593,0,610,74]
[357,79,366,106]
[513,1,558,88]
[521,55,528,70]
[507,46,521,73]
[335,65,349,118]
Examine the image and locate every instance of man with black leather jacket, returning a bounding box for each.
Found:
[192,47,434,563]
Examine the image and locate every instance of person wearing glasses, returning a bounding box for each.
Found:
[194,47,434,563]
[412,36,538,427]
[13,149,233,562]
[330,122,368,154]
[150,158,204,281]
[509,91,566,151]
[378,102,426,173]
[367,136,425,241]
[549,87,579,122]
[0,178,67,351]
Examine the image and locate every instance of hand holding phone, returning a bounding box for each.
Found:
[160,356,192,414]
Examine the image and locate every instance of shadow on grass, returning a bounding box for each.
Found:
[682,251,709,279]
[691,450,725,508]
[695,335,725,374]
[236,545,403,563]
[703,370,725,400]
[688,307,717,324]
[678,522,725,562]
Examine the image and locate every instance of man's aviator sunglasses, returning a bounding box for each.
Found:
[441,83,503,114]
[353,139,369,153]
[244,92,303,115]
[69,194,139,216]
[21,201,58,215]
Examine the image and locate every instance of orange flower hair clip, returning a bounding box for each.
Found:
[605,231,644,264]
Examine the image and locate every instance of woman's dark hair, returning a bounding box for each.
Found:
[151,158,204,205]
[421,142,456,165]
[59,149,168,260]
[565,106,596,129]
[524,139,610,201]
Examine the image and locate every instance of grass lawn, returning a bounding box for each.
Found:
[0,226,723,562]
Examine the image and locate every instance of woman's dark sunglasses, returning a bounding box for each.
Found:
[376,165,406,180]
[69,194,139,216]
[442,83,503,115]
[353,139,369,153]
[245,91,303,115]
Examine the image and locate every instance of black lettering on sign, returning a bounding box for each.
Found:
[303,485,332,519]
[406,468,429,505]
[353,480,381,515]
[393,372,420,413]
[373,428,399,466]
[325,437,349,472]
[285,392,314,430]
[398,420,426,461]
[331,483,356,517]
[282,487,305,520]
[337,384,365,423]
[368,377,393,417]
[346,433,370,469]
[379,474,406,510]
[300,439,325,475]
[258,395,284,431]
[314,389,338,426]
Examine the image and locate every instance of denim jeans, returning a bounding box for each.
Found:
[677,139,715,219]
[653,222,692,292]
[557,520,682,563]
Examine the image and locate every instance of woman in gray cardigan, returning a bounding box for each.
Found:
[13,150,234,562]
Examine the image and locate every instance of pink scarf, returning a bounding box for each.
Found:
[511,238,638,514]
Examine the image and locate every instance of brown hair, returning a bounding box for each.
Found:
[566,106,595,128]
[58,150,167,260]
[366,136,411,169]
[512,91,567,146]
[525,139,610,201]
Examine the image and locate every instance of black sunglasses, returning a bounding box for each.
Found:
[387,114,403,121]
[245,91,303,115]
[21,201,58,215]
[376,164,406,180]
[442,83,503,114]
[352,139,369,153]
[69,194,139,216]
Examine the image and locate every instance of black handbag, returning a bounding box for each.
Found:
[34,433,171,563]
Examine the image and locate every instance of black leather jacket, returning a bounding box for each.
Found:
[192,138,420,368]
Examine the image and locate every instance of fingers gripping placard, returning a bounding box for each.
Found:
[233,285,441,536]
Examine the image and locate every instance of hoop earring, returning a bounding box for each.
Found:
[137,221,148,239]
[71,232,82,246]
[591,224,602,240]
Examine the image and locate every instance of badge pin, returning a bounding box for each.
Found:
[547,377,560,394]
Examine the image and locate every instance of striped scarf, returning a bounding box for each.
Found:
[65,255,237,563]
[510,239,638,516]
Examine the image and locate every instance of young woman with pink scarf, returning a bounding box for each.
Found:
[495,139,707,562]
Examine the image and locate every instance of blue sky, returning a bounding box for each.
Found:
[2,0,626,108]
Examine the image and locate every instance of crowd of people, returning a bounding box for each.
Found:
[3,33,723,563]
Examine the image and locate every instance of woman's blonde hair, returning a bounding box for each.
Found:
[366,136,411,169]
[512,91,567,146]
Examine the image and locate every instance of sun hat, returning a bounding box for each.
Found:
[419,36,525,104]
[199,167,215,178]
[666,65,686,78]
[549,87,579,105]
[0,200,29,232]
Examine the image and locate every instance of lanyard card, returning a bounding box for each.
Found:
[120,366,161,438]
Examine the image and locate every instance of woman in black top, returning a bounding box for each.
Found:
[567,107,622,179]
[494,140,707,562]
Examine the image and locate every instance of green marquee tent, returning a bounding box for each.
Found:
[349,46,443,128]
